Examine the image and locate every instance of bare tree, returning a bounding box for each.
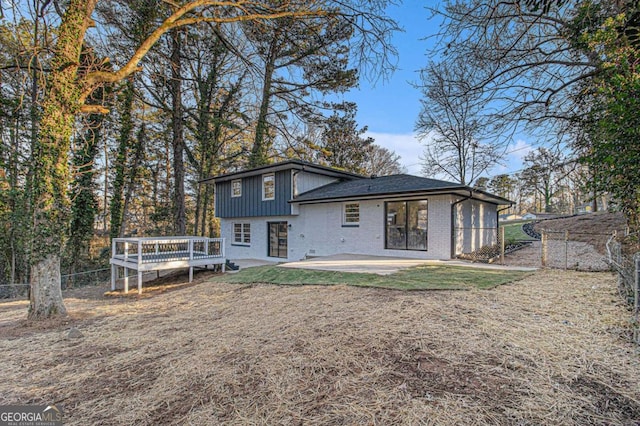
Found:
[427,0,604,136]
[416,62,507,185]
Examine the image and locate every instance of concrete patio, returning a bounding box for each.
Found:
[234,254,537,275]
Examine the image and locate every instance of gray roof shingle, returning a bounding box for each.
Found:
[293,174,468,202]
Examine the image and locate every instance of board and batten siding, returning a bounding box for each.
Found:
[215,170,292,218]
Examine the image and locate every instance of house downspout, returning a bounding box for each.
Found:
[496,204,514,223]
[290,167,306,216]
[450,190,473,258]
[291,167,306,198]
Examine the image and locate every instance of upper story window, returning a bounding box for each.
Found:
[343,202,360,226]
[262,173,275,200]
[231,179,242,197]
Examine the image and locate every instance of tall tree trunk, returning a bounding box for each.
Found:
[28,0,98,319]
[120,125,146,236]
[249,37,278,168]
[25,3,43,286]
[66,107,104,277]
[8,114,23,287]
[103,140,109,233]
[109,79,134,239]
[170,28,186,235]
[193,63,222,235]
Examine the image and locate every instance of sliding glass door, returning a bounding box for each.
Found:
[407,200,428,250]
[386,202,407,249]
[385,200,428,251]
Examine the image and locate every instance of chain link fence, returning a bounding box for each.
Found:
[540,230,612,271]
[0,267,112,300]
[606,232,639,345]
[0,283,30,299]
[455,226,500,263]
[61,268,111,289]
[456,226,537,264]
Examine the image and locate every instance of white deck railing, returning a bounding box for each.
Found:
[110,236,226,294]
[112,236,225,263]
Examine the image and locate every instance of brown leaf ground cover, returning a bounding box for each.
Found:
[535,212,628,254]
[0,269,638,425]
[504,212,628,270]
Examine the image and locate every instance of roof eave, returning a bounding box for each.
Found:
[290,187,513,206]
[199,160,364,184]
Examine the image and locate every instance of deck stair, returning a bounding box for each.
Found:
[225,260,240,271]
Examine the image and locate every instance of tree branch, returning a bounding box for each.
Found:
[79,1,325,105]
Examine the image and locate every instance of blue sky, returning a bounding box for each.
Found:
[340,1,533,177]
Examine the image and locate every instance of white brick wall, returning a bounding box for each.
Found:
[222,216,294,261]
[452,198,498,255]
[222,195,457,261]
[298,195,457,259]
[222,196,500,261]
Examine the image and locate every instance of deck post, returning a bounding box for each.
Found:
[137,240,143,293]
[188,239,194,282]
[124,241,129,262]
[221,238,226,272]
[124,267,129,293]
[111,264,116,291]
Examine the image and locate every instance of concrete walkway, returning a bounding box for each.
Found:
[277,253,537,275]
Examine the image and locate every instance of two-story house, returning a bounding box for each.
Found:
[203,160,512,262]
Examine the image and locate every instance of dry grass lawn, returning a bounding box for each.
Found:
[0,269,639,425]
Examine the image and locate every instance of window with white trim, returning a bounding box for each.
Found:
[233,223,251,245]
[262,173,275,200]
[231,179,242,197]
[343,202,360,226]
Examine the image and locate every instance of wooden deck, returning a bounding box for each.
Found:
[110,237,226,294]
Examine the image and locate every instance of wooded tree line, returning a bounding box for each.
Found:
[417,0,640,226]
[476,147,606,215]
[0,0,402,316]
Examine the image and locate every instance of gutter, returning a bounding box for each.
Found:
[290,188,509,206]
[450,190,473,259]
[289,184,512,206]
